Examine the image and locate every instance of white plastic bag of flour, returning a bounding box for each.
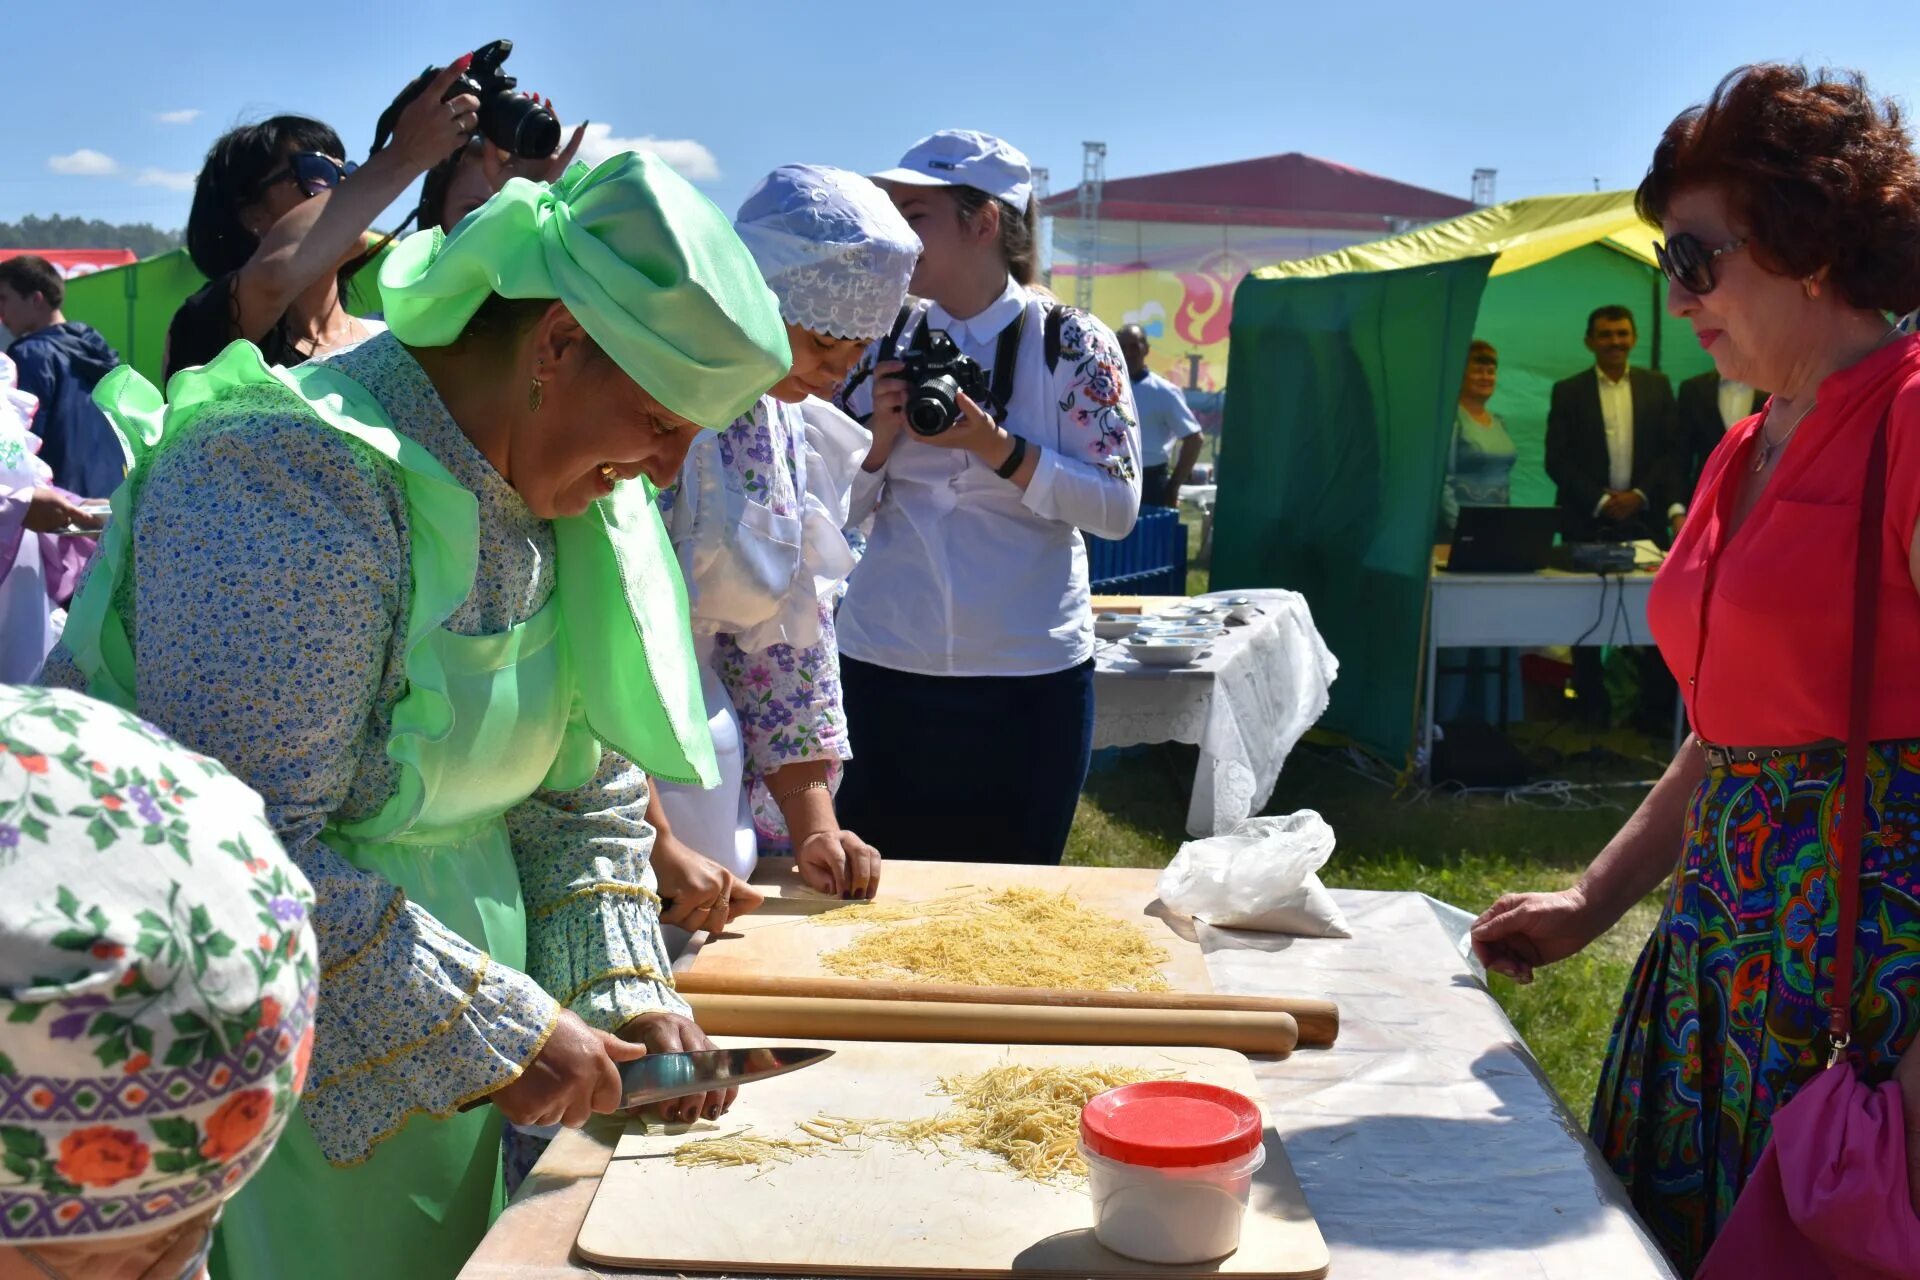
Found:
[1156,811,1351,937]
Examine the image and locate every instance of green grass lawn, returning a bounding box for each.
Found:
[1072,508,1669,1118]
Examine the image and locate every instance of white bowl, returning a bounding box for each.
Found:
[1205,595,1262,624]
[1094,614,1142,641]
[1124,636,1211,668]
[1135,623,1227,641]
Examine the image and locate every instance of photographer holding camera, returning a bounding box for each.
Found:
[836,130,1142,866]
[378,40,587,234]
[165,57,480,380]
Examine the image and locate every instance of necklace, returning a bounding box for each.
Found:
[1752,322,1908,473]
[1751,400,1811,472]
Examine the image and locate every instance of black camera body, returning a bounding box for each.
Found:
[451,40,560,160]
[895,327,991,436]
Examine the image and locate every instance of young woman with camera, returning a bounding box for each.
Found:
[164,57,480,380]
[836,130,1143,865]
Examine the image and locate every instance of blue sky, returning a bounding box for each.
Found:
[5,1,1919,233]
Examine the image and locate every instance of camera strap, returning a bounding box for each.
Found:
[984,309,1026,424]
[844,303,1027,424]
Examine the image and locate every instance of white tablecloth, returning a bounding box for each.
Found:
[1212,890,1677,1278]
[461,888,1675,1279]
[1094,589,1337,836]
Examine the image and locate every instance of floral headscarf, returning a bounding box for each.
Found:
[0,686,318,1242]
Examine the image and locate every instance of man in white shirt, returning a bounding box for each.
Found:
[1544,306,1680,545]
[1674,369,1766,532]
[1543,305,1681,729]
[1117,324,1203,507]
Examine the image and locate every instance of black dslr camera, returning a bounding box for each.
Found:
[895,327,991,436]
[451,40,560,160]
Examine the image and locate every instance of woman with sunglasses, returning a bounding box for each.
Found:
[1472,64,1920,1274]
[163,58,480,381]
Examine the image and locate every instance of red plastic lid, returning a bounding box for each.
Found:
[1079,1081,1264,1168]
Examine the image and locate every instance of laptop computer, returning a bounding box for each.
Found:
[1445,506,1560,573]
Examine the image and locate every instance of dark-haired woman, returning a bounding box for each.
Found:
[48,153,791,1280]
[163,59,478,380]
[836,131,1141,865]
[1470,64,1920,1273]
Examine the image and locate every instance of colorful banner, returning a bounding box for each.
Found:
[1049,221,1380,390]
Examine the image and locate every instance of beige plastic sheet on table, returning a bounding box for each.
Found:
[457,889,1676,1280]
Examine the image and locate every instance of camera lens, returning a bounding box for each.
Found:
[908,378,961,435]
[478,93,562,160]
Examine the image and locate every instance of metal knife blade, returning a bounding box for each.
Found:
[617,1046,833,1110]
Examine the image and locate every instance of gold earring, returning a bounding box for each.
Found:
[528,377,544,412]
[1804,277,1819,299]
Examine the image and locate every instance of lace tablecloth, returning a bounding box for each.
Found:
[1094,589,1337,836]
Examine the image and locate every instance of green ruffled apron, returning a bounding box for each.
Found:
[64,346,719,1280]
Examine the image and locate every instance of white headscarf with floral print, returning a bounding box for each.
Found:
[0,685,318,1242]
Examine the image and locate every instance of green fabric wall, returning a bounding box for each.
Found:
[1211,243,1716,767]
[1212,258,1493,767]
[63,248,392,387]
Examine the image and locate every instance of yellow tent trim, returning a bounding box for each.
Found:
[1253,190,1659,281]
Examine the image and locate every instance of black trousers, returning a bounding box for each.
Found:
[836,657,1096,865]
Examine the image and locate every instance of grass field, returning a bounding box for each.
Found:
[1071,508,1670,1117]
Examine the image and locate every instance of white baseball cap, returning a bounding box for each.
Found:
[871,130,1033,213]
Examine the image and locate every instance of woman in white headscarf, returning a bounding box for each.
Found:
[655,165,919,898]
[0,684,318,1280]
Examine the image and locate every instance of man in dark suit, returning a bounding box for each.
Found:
[1673,370,1766,532]
[1545,306,1681,729]
[1545,306,1680,545]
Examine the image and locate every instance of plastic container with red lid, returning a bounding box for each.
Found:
[1078,1081,1268,1264]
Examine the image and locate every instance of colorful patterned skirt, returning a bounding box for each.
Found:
[1591,740,1920,1275]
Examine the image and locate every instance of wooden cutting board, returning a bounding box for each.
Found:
[678,859,1213,994]
[575,1038,1328,1278]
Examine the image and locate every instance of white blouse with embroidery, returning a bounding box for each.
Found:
[836,278,1142,677]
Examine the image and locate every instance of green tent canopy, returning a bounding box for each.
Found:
[1211,191,1715,769]
[63,246,391,386]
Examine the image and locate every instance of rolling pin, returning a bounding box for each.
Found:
[674,970,1338,1047]
[684,992,1300,1056]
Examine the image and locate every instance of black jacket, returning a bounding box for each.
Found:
[6,323,124,499]
[1675,371,1766,503]
[1545,366,1679,541]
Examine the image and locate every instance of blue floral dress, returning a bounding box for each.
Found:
[43,332,687,1162]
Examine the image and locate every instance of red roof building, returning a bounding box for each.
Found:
[1041,153,1473,389]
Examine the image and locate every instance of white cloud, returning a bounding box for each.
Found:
[574,123,720,183]
[48,149,120,177]
[154,109,203,125]
[135,168,198,193]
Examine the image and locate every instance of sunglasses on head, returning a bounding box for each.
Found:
[1653,233,1747,295]
[256,152,356,199]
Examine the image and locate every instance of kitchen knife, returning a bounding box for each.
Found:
[617,1046,832,1110]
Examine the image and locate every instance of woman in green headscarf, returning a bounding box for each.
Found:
[41,152,793,1280]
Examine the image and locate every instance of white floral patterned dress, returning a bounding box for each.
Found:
[655,394,868,872]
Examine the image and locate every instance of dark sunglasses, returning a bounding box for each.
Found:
[1653,233,1747,295]
[256,152,356,199]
